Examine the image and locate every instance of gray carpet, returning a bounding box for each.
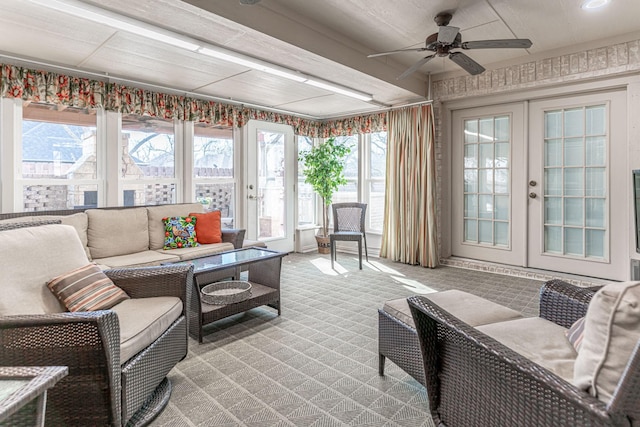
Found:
[151,252,543,426]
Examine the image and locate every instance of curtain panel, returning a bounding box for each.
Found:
[380,104,438,267]
[0,63,386,137]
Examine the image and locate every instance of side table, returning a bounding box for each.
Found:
[0,366,68,427]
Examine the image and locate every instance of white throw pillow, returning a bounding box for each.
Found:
[573,281,640,402]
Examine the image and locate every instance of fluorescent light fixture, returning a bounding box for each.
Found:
[198,47,307,82]
[304,79,373,102]
[581,0,611,9]
[29,0,200,51]
[28,0,376,103]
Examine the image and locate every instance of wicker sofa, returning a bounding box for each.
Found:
[0,222,194,426]
[406,280,640,427]
[0,203,248,269]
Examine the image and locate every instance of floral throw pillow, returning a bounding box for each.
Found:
[163,216,199,250]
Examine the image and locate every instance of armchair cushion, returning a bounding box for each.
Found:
[110,296,183,362]
[573,281,640,402]
[477,317,577,382]
[47,263,129,312]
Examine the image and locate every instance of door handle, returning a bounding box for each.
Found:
[248,194,256,199]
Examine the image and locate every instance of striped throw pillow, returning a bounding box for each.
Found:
[565,316,585,352]
[47,263,129,312]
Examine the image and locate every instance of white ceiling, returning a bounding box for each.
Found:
[1,0,639,119]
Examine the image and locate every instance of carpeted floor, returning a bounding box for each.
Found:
[151,252,543,427]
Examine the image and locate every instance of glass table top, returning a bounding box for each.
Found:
[187,248,283,273]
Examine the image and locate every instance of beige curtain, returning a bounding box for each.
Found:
[380,104,438,267]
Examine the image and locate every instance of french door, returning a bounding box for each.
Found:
[527,90,626,280]
[452,90,627,280]
[245,121,295,252]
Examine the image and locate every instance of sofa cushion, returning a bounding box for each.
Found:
[477,317,577,382]
[384,290,523,328]
[147,203,204,250]
[0,224,89,315]
[0,213,90,258]
[189,211,222,244]
[156,242,235,261]
[87,208,149,259]
[163,216,199,249]
[93,250,181,269]
[573,281,640,402]
[47,263,129,312]
[110,296,183,363]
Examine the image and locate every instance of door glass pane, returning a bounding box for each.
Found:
[478,195,493,219]
[586,229,605,257]
[462,115,510,247]
[545,226,562,253]
[297,136,315,226]
[478,220,493,243]
[494,195,509,220]
[545,197,562,224]
[257,130,285,239]
[495,222,508,246]
[585,105,606,135]
[564,138,584,167]
[586,198,605,227]
[564,228,584,256]
[564,198,584,226]
[586,136,606,166]
[543,105,607,259]
[545,139,562,167]
[564,108,584,137]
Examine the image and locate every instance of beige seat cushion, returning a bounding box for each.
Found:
[0,224,89,315]
[573,281,640,402]
[87,208,149,259]
[242,239,267,248]
[147,203,204,250]
[157,242,235,261]
[93,250,181,269]
[477,317,577,382]
[383,290,523,328]
[110,296,183,363]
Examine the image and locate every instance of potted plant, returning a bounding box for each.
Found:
[299,137,351,253]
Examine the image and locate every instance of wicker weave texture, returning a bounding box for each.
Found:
[407,279,639,427]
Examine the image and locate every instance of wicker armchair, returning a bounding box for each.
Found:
[0,223,193,426]
[408,280,640,427]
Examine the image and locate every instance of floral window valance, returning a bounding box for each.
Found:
[0,63,386,137]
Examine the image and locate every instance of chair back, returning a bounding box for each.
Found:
[332,203,367,233]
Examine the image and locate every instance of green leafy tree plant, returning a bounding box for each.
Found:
[299,137,351,238]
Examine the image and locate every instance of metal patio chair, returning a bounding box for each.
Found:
[330,202,368,269]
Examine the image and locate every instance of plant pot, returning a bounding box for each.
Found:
[315,235,331,254]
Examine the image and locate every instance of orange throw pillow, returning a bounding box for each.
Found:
[189,210,222,244]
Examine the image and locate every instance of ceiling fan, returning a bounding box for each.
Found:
[368,12,532,79]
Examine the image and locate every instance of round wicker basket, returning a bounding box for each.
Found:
[201,281,252,305]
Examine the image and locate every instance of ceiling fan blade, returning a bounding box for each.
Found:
[367,47,429,58]
[397,55,436,80]
[438,25,460,44]
[449,52,485,75]
[462,39,532,49]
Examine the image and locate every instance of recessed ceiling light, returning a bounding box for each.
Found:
[581,0,611,9]
[239,0,261,5]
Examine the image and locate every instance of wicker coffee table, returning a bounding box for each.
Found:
[183,247,287,342]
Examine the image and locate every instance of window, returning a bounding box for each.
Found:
[21,104,99,211]
[332,135,359,203]
[121,114,176,206]
[367,131,387,232]
[297,135,315,226]
[193,124,235,227]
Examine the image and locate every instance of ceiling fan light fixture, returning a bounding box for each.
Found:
[581,0,611,9]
